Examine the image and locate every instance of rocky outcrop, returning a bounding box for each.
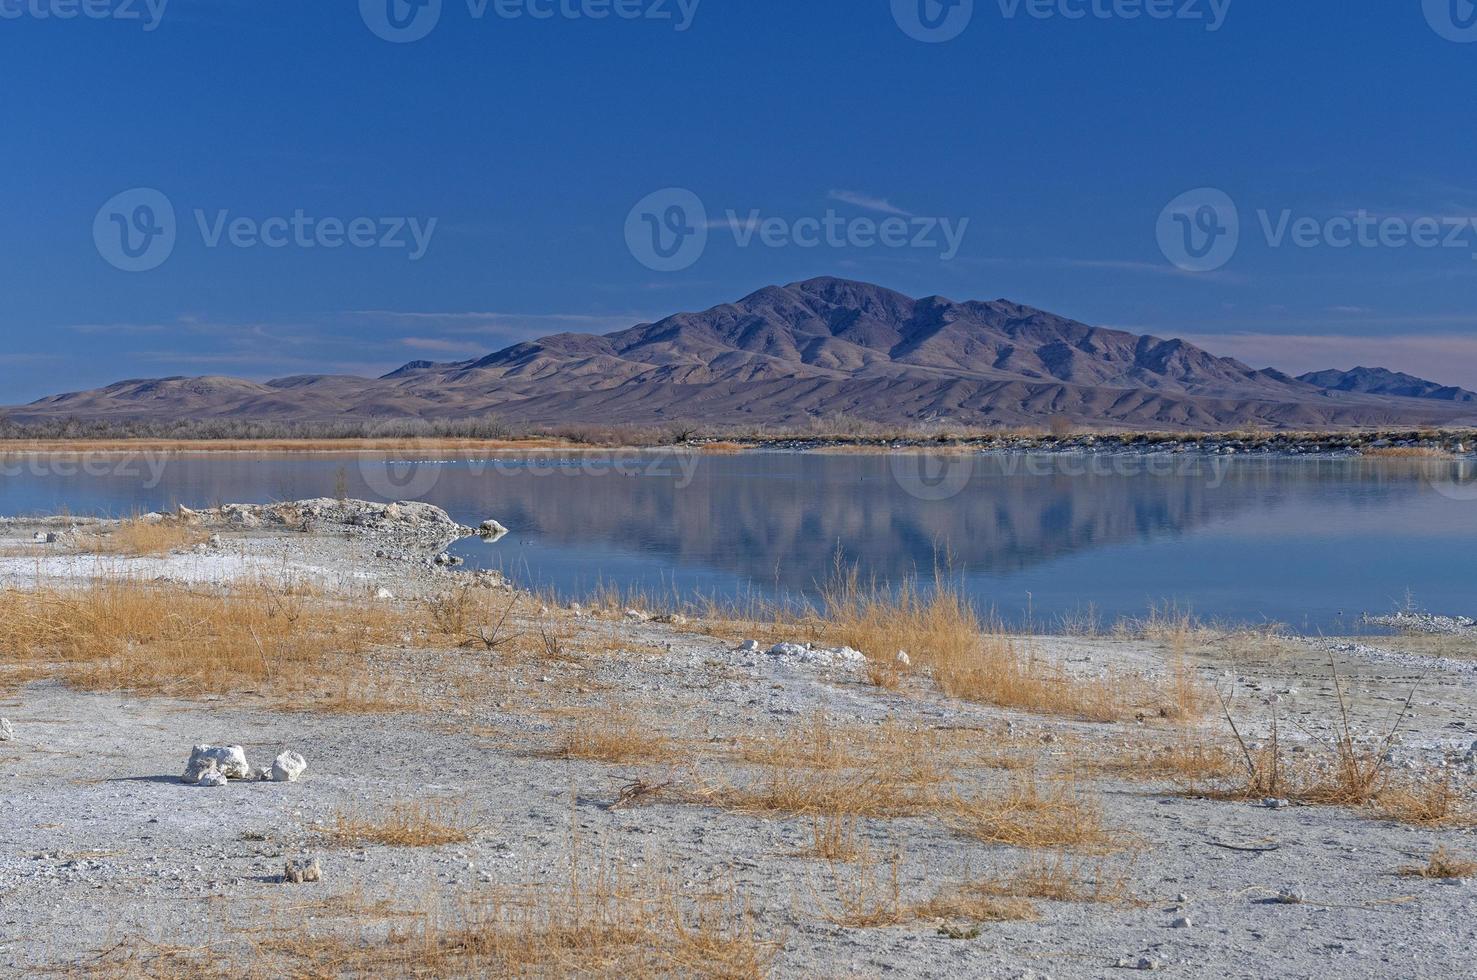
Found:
[179,498,473,540]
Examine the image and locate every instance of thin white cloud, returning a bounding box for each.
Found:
[399,337,489,355]
[827,190,916,217]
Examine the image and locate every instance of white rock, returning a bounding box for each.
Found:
[767,642,866,667]
[479,519,509,536]
[182,745,250,784]
[737,640,761,654]
[267,750,307,783]
[0,717,12,741]
[1171,916,1192,929]
[625,609,649,621]
[895,650,911,666]
[31,531,47,543]
[196,768,229,788]
[375,588,395,600]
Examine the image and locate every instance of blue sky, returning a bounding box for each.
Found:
[3,0,1477,402]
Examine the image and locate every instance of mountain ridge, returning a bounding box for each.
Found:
[14,278,1474,431]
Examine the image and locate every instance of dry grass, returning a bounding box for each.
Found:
[698,441,747,454]
[703,765,938,820]
[796,812,864,862]
[800,568,1209,724]
[733,714,952,777]
[1399,846,1477,879]
[716,715,952,820]
[1193,668,1477,826]
[1374,772,1477,828]
[821,849,1038,930]
[323,800,472,848]
[911,889,1039,925]
[947,773,1119,852]
[552,706,683,764]
[1363,446,1453,458]
[0,578,415,710]
[1096,738,1243,784]
[85,857,775,978]
[81,517,208,556]
[964,850,1138,905]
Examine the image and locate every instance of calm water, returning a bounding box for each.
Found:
[3,450,1475,633]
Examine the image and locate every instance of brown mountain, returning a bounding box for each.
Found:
[15,278,1475,430]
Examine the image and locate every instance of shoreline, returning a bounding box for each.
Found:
[0,427,1471,457]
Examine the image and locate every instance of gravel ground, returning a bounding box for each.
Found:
[1,503,1474,977]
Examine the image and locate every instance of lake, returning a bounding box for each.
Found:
[2,449,1474,633]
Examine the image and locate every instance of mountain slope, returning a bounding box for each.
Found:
[13,278,1474,430]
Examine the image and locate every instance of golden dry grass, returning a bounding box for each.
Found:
[323,800,472,848]
[963,851,1138,905]
[946,773,1119,852]
[1374,772,1477,828]
[702,766,938,820]
[1095,738,1243,784]
[0,578,415,710]
[796,811,864,862]
[552,706,683,764]
[1362,446,1453,458]
[81,517,208,556]
[86,859,775,978]
[1192,670,1477,826]
[1399,846,1477,879]
[821,849,1038,929]
[797,569,1210,724]
[715,715,953,820]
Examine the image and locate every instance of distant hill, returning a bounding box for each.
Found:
[1297,367,1477,403]
[13,278,1475,431]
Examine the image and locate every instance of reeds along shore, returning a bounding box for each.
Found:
[0,413,1473,452]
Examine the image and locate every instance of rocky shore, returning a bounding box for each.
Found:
[1,502,1474,977]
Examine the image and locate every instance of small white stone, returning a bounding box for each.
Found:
[197,769,229,788]
[375,588,395,600]
[1171,916,1192,929]
[267,750,308,783]
[895,650,911,667]
[737,640,761,654]
[0,717,13,741]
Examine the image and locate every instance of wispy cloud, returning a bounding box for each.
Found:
[399,336,489,355]
[345,309,642,337]
[827,189,915,217]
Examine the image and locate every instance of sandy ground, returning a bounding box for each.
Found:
[1,506,1474,978]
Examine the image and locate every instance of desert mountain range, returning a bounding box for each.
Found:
[15,278,1477,430]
